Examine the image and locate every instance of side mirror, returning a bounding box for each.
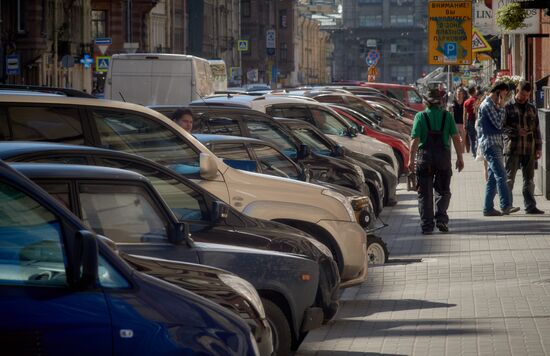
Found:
[69,230,98,290]
[200,153,219,180]
[212,201,230,224]
[223,159,258,172]
[334,144,345,157]
[171,221,190,244]
[298,144,311,159]
[299,164,311,182]
[348,126,358,137]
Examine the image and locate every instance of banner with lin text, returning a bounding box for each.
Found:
[428,1,473,65]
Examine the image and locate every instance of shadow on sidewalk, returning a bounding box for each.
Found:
[337,299,456,319]
[319,318,491,340]
[298,351,407,356]
[446,218,550,235]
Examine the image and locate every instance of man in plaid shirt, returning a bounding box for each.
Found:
[478,81,519,216]
[503,81,544,214]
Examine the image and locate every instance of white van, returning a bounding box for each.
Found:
[105,54,214,106]
[208,59,228,92]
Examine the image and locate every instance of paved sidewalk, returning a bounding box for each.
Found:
[297,154,550,356]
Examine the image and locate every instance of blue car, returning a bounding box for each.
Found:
[0,159,259,355]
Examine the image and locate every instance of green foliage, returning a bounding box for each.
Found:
[496,3,528,31]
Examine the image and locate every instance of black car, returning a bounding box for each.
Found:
[195,134,376,230]
[0,160,258,355]
[151,105,385,212]
[0,143,341,354]
[274,118,399,208]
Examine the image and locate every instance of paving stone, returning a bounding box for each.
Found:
[297,154,550,356]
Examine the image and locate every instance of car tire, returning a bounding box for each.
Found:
[367,235,389,264]
[262,298,292,356]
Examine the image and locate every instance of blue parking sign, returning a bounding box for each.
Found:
[443,42,457,62]
[6,54,20,76]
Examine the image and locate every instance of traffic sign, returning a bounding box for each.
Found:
[80,54,94,69]
[453,76,461,85]
[238,40,248,51]
[95,56,110,72]
[366,50,380,66]
[95,37,112,55]
[428,1,472,65]
[6,54,20,75]
[472,27,492,53]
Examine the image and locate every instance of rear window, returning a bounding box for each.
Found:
[1,106,84,144]
[386,88,404,101]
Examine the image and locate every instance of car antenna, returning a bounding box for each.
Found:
[118,92,126,102]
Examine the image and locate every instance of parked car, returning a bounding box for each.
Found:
[11,162,329,355]
[194,135,389,263]
[189,94,400,175]
[0,159,258,355]
[330,104,410,175]
[151,104,383,211]
[359,83,425,111]
[0,92,368,288]
[0,140,340,329]
[274,118,398,207]
[102,239,272,355]
[194,134,376,229]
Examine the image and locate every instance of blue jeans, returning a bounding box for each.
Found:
[483,145,511,212]
[466,120,477,158]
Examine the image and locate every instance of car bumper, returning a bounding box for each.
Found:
[381,168,398,206]
[317,219,368,284]
[252,318,273,356]
[317,255,341,322]
[300,307,324,332]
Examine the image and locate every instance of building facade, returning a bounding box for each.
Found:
[333,0,429,84]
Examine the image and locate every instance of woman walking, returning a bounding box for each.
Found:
[452,87,467,153]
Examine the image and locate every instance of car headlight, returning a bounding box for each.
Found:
[352,164,366,183]
[219,274,266,319]
[305,237,333,258]
[322,189,356,222]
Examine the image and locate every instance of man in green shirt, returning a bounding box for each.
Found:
[408,89,464,234]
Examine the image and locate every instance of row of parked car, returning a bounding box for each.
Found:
[0,82,418,355]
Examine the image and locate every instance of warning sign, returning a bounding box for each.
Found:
[428,1,472,65]
[472,27,492,53]
[95,56,110,73]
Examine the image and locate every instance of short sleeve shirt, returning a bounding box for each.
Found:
[463,96,477,121]
[411,107,458,150]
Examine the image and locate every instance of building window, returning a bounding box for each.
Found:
[390,39,414,54]
[280,43,288,62]
[91,10,107,38]
[279,10,287,28]
[390,14,414,26]
[390,65,413,83]
[359,15,382,27]
[242,0,251,17]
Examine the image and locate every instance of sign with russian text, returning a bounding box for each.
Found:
[428,1,472,65]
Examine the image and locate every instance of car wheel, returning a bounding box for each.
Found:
[262,298,292,356]
[367,235,389,264]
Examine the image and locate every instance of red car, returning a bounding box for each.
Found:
[360,83,425,111]
[330,104,410,175]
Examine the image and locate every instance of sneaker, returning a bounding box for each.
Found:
[436,222,449,232]
[502,206,520,215]
[483,209,502,217]
[526,207,544,215]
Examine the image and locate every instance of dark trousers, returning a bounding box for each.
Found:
[416,150,452,231]
[505,154,537,211]
[466,120,477,158]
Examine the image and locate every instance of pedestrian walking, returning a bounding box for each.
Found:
[463,86,478,158]
[408,89,464,235]
[503,81,544,214]
[478,81,520,216]
[452,87,467,153]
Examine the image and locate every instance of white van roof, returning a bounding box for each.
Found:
[111,53,209,62]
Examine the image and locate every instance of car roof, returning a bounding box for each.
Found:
[0,141,140,161]
[194,134,264,145]
[192,94,321,109]
[363,83,416,89]
[10,162,148,182]
[0,90,63,97]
